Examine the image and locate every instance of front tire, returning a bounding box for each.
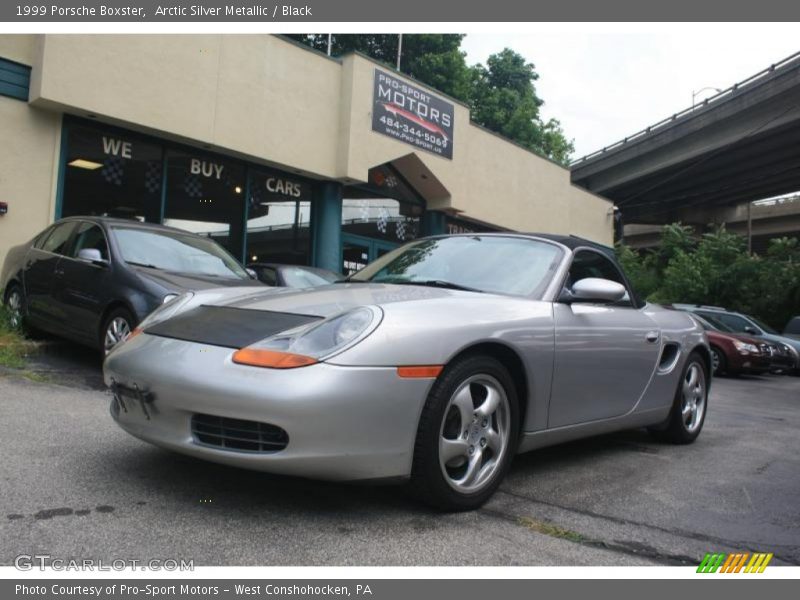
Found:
[710,345,726,376]
[101,307,136,356]
[410,354,519,511]
[652,351,708,444]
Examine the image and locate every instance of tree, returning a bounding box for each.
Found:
[285,35,574,164]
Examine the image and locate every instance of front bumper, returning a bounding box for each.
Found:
[103,334,434,481]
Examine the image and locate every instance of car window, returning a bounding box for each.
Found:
[40,222,76,255]
[71,223,110,261]
[33,227,55,250]
[567,249,633,307]
[256,267,277,286]
[281,267,337,289]
[700,312,753,333]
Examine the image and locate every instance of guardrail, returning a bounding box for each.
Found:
[570,50,800,167]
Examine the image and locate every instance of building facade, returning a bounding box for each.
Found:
[0,34,613,275]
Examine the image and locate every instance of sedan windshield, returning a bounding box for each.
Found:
[348,236,563,297]
[113,227,249,279]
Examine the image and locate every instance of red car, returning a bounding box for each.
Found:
[690,314,773,376]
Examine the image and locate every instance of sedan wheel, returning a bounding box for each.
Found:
[102,308,136,355]
[5,287,23,329]
[411,354,519,511]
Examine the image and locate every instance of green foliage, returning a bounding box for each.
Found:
[617,225,800,330]
[285,35,573,164]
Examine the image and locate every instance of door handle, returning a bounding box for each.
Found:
[645,331,660,343]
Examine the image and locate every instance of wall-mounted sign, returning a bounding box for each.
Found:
[248,168,312,219]
[372,69,454,160]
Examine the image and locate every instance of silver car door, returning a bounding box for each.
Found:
[547,248,661,428]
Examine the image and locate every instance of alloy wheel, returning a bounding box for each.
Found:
[438,374,511,493]
[6,288,22,329]
[711,349,721,374]
[104,317,131,354]
[681,363,706,433]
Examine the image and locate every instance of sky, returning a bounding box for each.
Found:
[461,25,800,160]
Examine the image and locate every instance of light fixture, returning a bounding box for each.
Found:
[68,159,103,170]
[235,186,242,194]
[251,255,258,261]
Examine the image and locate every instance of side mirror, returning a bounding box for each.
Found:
[563,277,627,304]
[744,326,760,335]
[77,248,108,266]
[246,268,258,280]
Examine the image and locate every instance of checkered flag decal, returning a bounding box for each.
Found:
[396,219,407,241]
[359,200,370,222]
[376,207,390,233]
[145,161,162,194]
[184,174,203,198]
[102,158,124,186]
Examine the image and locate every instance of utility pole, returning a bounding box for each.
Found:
[396,34,403,71]
[327,34,332,56]
[747,200,753,254]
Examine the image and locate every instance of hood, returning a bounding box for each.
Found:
[132,266,261,292]
[207,282,499,318]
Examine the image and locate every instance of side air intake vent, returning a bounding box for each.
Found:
[658,343,681,373]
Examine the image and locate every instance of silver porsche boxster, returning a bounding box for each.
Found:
[104,233,710,510]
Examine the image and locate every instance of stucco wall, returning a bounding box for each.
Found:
[0,96,61,269]
[4,33,612,263]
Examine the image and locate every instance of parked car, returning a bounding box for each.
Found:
[675,305,800,375]
[685,313,772,376]
[105,233,710,511]
[247,263,339,289]
[784,316,800,340]
[1,217,262,354]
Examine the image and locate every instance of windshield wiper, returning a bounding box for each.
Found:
[384,279,484,293]
[125,261,160,270]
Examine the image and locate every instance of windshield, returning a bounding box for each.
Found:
[695,312,735,333]
[349,236,563,297]
[281,267,338,289]
[113,227,249,279]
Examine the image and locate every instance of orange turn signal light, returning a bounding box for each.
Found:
[397,365,444,379]
[232,348,318,369]
[127,327,143,341]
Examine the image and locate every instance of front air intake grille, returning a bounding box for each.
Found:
[191,413,288,453]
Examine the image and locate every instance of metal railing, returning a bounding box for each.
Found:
[570,50,800,167]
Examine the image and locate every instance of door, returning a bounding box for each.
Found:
[341,234,398,276]
[547,249,661,428]
[22,221,77,328]
[53,222,115,344]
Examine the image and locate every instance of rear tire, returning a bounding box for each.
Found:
[410,354,519,511]
[101,307,136,356]
[3,284,25,330]
[651,351,708,445]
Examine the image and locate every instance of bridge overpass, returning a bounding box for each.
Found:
[570,51,800,227]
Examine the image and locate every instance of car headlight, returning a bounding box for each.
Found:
[232,306,382,369]
[733,340,759,354]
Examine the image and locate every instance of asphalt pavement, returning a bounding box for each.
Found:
[1,342,798,566]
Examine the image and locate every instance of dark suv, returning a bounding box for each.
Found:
[2,217,261,354]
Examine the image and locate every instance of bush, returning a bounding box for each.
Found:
[617,225,800,331]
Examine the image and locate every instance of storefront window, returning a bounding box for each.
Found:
[61,125,162,221]
[245,168,312,266]
[162,150,245,257]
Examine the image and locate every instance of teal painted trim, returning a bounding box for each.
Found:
[159,149,168,223]
[241,168,251,263]
[422,210,446,237]
[311,182,343,273]
[0,58,30,101]
[54,118,70,220]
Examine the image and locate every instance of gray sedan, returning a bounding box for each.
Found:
[104,234,709,510]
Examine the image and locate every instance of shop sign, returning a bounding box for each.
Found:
[372,69,454,160]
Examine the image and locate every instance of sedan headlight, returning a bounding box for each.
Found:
[733,340,759,354]
[233,306,382,369]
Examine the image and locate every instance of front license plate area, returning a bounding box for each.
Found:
[110,380,155,420]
